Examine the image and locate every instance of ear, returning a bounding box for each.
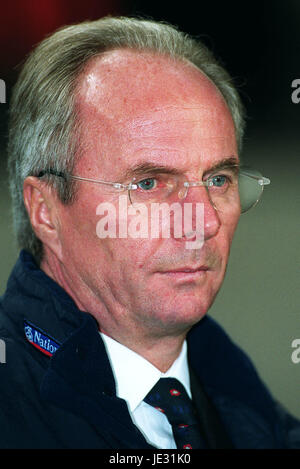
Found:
[23,176,63,260]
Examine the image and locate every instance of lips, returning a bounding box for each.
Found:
[158,266,210,283]
[162,266,209,274]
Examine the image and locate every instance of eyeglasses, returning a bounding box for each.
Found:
[37,166,270,214]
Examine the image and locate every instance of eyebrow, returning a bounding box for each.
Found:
[121,156,239,181]
[203,157,240,177]
[122,163,182,180]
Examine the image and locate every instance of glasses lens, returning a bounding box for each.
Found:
[129,174,179,204]
[128,169,266,214]
[238,169,264,213]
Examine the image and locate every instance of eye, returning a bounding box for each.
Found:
[210,175,228,187]
[137,177,158,191]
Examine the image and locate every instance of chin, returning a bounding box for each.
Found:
[141,297,210,337]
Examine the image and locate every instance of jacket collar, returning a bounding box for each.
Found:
[3,250,83,343]
[187,317,279,430]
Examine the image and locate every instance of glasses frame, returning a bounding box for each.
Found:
[36,167,271,213]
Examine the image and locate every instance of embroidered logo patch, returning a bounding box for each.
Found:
[24,320,61,357]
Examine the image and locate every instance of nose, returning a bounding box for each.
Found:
[182,185,221,241]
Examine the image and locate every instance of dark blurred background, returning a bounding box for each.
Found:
[0,0,299,417]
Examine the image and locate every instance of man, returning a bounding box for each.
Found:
[0,16,299,449]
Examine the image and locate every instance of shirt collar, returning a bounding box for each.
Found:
[100,332,191,412]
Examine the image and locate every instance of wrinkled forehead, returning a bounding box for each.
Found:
[75,48,233,125]
[73,49,237,176]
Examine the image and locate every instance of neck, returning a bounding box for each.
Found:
[101,328,187,373]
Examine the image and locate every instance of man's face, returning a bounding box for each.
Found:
[56,50,240,341]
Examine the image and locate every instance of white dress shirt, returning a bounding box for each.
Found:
[100,332,192,449]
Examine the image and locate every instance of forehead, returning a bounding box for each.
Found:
[75,49,237,176]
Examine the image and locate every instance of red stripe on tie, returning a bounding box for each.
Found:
[170,388,181,396]
[155,407,165,413]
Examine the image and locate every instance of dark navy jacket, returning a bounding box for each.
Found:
[0,250,299,449]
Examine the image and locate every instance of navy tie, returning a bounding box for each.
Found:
[144,377,205,449]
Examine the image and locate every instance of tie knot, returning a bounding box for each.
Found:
[144,377,197,425]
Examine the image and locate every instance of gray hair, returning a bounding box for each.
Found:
[7,15,246,263]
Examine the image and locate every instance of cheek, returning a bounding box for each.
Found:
[96,201,169,266]
[57,198,101,266]
[218,212,240,261]
[104,238,163,274]
[227,210,240,243]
